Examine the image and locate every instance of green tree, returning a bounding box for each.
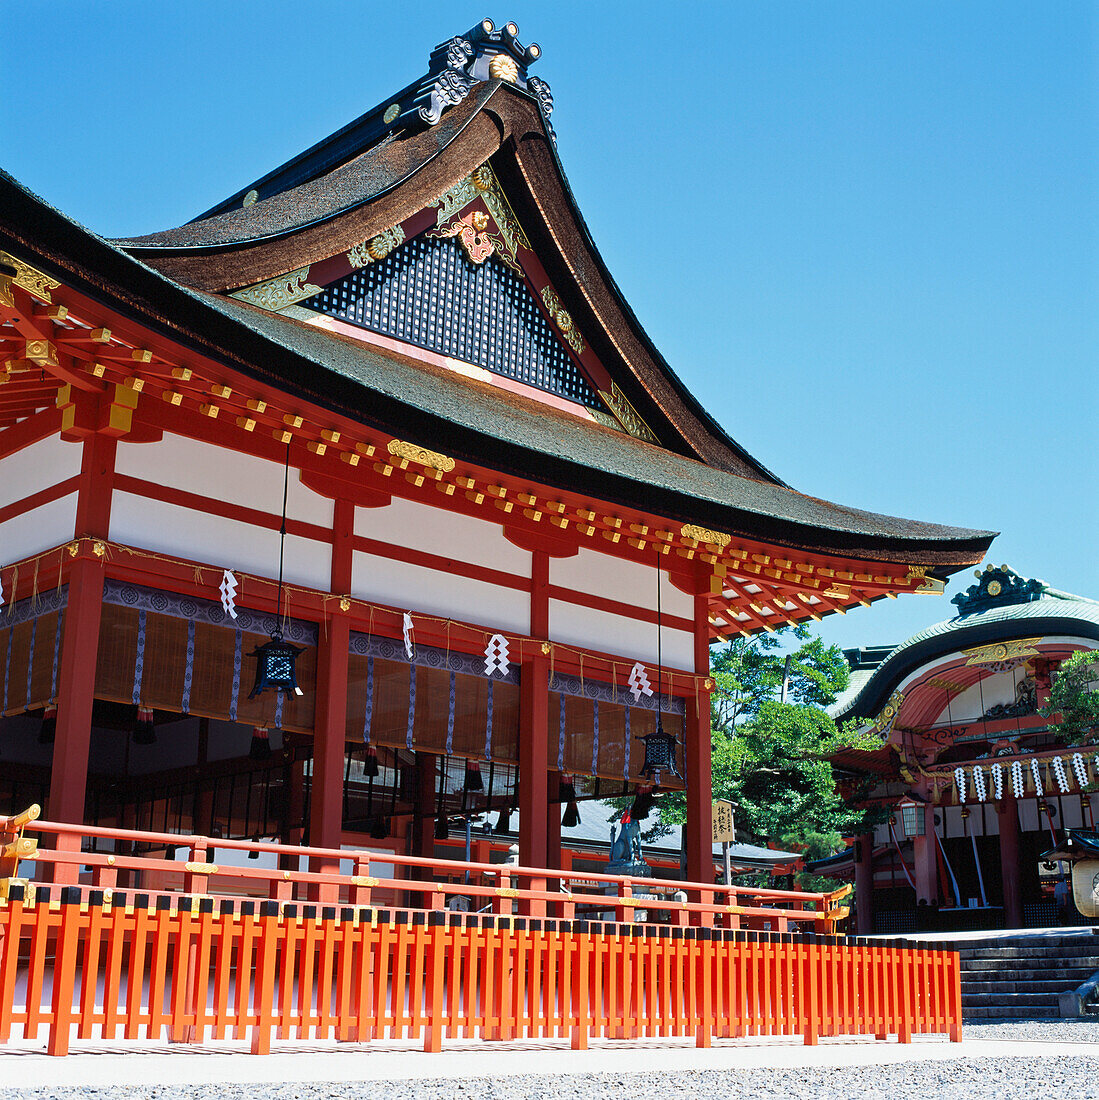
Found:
[1041,649,1099,744]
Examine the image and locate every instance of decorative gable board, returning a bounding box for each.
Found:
[303,235,603,408]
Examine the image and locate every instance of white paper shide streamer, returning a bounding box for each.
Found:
[1030,757,1044,797]
[628,662,653,702]
[402,612,414,660]
[1072,752,1089,790]
[972,764,986,802]
[219,569,238,619]
[990,762,1004,801]
[484,633,510,677]
[1052,755,1070,794]
[1011,760,1025,798]
[954,766,967,803]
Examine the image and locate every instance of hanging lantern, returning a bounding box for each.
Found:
[636,720,680,786]
[249,726,272,761]
[629,785,656,821]
[38,704,57,745]
[898,798,926,837]
[249,635,303,698]
[495,808,512,833]
[434,813,449,840]
[363,743,379,778]
[562,799,581,828]
[132,706,156,746]
[464,759,484,792]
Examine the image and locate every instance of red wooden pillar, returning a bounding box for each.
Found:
[310,497,353,901]
[546,771,562,872]
[48,432,115,880]
[913,803,938,906]
[685,583,714,890]
[999,796,1023,928]
[855,832,875,935]
[519,655,550,914]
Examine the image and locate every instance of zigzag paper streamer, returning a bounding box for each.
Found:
[219,570,238,619]
[403,612,414,660]
[628,661,653,701]
[484,633,510,677]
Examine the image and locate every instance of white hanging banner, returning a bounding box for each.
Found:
[1052,755,1070,794]
[219,569,239,619]
[402,612,415,660]
[1011,759,1025,798]
[484,633,510,677]
[990,762,1004,801]
[628,661,653,701]
[954,766,967,803]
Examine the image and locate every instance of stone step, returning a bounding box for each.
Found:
[962,991,1064,1008]
[958,946,1099,961]
[962,1005,1059,1019]
[962,957,1099,973]
[961,979,1087,994]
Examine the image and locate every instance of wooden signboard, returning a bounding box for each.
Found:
[712,800,735,843]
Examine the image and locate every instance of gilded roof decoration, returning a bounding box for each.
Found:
[540,286,584,355]
[347,225,405,269]
[0,250,59,303]
[431,163,529,271]
[962,637,1043,667]
[387,439,456,473]
[952,564,1044,616]
[599,382,659,445]
[230,267,322,311]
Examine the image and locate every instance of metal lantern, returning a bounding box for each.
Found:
[637,720,681,786]
[249,635,303,698]
[899,798,926,837]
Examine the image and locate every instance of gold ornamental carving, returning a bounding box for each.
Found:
[488,53,520,83]
[680,524,731,549]
[907,565,944,594]
[348,225,405,269]
[540,286,585,355]
[387,438,456,473]
[430,162,530,270]
[230,267,322,311]
[184,861,219,875]
[963,637,1042,667]
[598,382,659,445]
[432,211,497,265]
[0,250,60,303]
[870,691,904,737]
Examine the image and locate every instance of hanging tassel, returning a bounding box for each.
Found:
[38,704,56,745]
[370,816,390,840]
[435,813,449,840]
[132,706,156,746]
[496,808,512,833]
[630,785,656,821]
[562,799,581,828]
[249,726,272,761]
[363,743,379,778]
[559,773,576,802]
[464,759,484,792]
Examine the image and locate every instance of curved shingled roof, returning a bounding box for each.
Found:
[0,167,994,570]
[831,581,1099,722]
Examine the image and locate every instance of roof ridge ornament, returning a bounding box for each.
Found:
[951,564,1045,617]
[412,19,555,142]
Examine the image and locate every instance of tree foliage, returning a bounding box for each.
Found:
[1041,649,1099,744]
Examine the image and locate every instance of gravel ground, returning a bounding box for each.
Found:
[3,1061,1099,1100]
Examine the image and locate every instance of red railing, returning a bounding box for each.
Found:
[0,808,962,1053]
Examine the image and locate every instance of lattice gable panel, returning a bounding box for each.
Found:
[303,233,604,409]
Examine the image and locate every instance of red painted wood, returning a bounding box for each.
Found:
[0,476,80,527]
[685,582,714,891]
[518,654,551,901]
[0,408,64,460]
[75,432,116,538]
[530,551,549,639]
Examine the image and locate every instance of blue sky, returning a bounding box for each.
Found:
[5,2,1096,653]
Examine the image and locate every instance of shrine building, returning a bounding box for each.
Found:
[813,565,1099,933]
[0,19,996,894]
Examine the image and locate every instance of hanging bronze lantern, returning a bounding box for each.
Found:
[249,635,303,698]
[637,720,680,786]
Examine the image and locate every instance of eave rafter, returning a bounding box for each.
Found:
[0,251,942,635]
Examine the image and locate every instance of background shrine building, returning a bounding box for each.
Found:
[0,19,994,893]
[812,565,1099,934]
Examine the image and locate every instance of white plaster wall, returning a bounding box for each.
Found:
[0,493,77,563]
[352,549,529,634]
[550,549,693,619]
[354,497,530,577]
[116,433,334,528]
[548,598,694,670]
[111,491,332,591]
[0,434,82,509]
[943,672,1020,722]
